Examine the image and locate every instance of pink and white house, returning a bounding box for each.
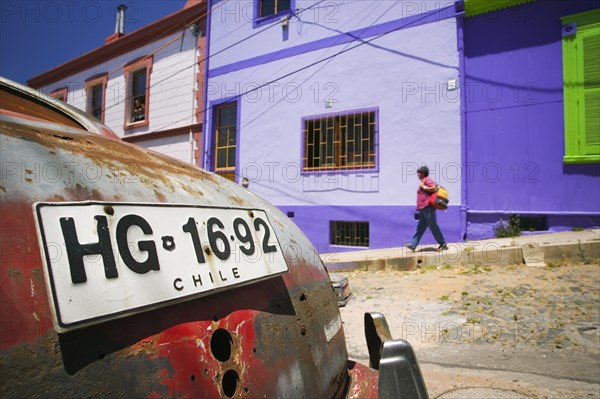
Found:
[28,1,208,165]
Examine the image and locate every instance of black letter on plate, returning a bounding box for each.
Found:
[60,216,118,284]
[117,214,160,274]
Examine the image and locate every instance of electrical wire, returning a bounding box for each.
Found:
[151,5,449,134]
[102,0,329,114]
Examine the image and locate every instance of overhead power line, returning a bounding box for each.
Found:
[151,5,449,134]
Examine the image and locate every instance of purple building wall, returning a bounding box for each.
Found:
[463,1,600,239]
[205,1,463,252]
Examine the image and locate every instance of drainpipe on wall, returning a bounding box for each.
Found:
[190,23,200,166]
[201,2,213,171]
[456,0,468,241]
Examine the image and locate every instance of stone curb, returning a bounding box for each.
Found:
[323,240,600,272]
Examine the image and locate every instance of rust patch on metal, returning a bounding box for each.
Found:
[1,121,218,192]
[63,184,104,201]
[7,268,21,277]
[179,182,205,197]
[1,332,172,398]
[46,194,65,202]
[228,195,247,207]
[347,361,379,399]
[154,190,167,202]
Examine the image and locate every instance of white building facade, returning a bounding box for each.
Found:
[29,1,207,165]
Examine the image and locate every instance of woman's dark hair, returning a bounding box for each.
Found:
[417,166,429,177]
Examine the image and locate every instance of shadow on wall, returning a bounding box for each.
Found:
[464,0,599,58]
[467,213,600,241]
[563,163,600,178]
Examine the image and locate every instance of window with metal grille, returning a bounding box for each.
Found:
[213,102,238,181]
[303,109,377,172]
[330,221,369,247]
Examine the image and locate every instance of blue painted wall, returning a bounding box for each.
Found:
[463,1,600,239]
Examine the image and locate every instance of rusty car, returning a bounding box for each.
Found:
[0,76,427,398]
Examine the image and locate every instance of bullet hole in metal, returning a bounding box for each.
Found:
[210,328,233,362]
[300,323,307,336]
[191,374,196,382]
[53,134,74,141]
[205,246,212,255]
[248,211,254,218]
[103,206,114,216]
[252,347,256,354]
[300,293,307,301]
[204,368,209,376]
[417,259,423,264]
[222,369,240,398]
[162,236,176,251]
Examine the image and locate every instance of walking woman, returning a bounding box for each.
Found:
[408,166,448,251]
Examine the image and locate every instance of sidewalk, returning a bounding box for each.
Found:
[322,229,600,271]
[331,231,600,398]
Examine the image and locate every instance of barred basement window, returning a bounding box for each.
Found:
[330,221,369,247]
[303,109,377,172]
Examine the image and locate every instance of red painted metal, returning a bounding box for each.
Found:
[0,79,380,397]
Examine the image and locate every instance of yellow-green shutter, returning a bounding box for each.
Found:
[562,9,600,164]
[465,0,536,17]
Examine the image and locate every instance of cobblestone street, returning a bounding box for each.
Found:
[338,263,600,398]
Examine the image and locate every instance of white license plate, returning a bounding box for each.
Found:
[34,202,289,332]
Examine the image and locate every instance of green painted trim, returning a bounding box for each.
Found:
[561,9,600,26]
[465,0,536,17]
[563,155,600,164]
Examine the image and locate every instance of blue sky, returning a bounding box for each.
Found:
[0,1,187,84]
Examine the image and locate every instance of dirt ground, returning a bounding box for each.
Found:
[337,263,600,399]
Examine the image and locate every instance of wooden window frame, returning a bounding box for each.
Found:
[124,56,152,131]
[302,108,378,173]
[49,87,68,103]
[562,9,600,164]
[85,73,108,123]
[211,100,238,182]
